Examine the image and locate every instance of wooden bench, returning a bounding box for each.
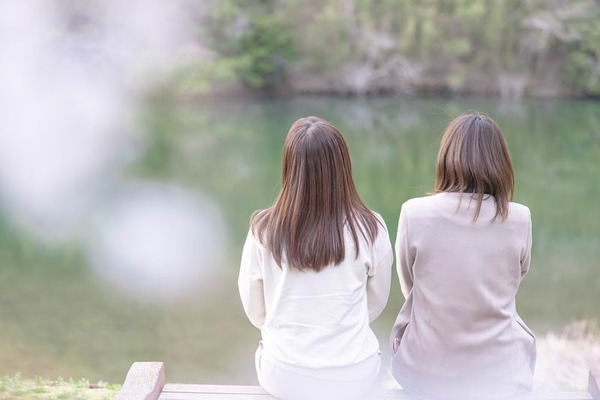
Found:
[113,362,600,400]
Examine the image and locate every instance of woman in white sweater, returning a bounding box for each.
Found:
[390,112,536,400]
[239,116,393,400]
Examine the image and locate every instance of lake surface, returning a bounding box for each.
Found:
[0,96,598,385]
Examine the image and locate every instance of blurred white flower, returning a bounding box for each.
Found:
[88,184,227,301]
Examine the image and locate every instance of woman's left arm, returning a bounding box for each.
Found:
[521,217,533,278]
[366,222,393,322]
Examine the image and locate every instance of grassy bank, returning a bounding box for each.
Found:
[0,375,120,400]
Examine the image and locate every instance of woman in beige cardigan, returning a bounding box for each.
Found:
[390,112,536,400]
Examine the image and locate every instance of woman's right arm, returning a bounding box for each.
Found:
[238,229,266,328]
[396,204,415,299]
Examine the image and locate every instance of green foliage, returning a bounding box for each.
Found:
[235,14,295,88]
[203,0,295,89]
[190,0,600,97]
[565,15,600,95]
[0,375,119,400]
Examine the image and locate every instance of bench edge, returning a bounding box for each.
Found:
[113,362,165,400]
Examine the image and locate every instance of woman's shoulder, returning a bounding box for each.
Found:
[403,194,437,205]
[401,194,442,214]
[247,209,271,248]
[508,201,531,221]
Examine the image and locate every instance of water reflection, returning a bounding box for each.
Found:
[0,96,599,386]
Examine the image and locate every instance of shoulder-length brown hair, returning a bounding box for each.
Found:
[251,116,380,272]
[433,112,514,222]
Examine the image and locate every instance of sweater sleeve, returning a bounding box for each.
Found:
[367,217,393,322]
[396,204,415,299]
[238,229,266,328]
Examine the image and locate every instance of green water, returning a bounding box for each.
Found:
[0,96,599,384]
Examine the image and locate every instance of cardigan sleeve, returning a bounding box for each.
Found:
[396,204,415,299]
[238,229,266,328]
[366,218,393,322]
[520,216,532,278]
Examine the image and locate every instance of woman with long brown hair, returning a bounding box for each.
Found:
[390,112,536,400]
[239,116,392,400]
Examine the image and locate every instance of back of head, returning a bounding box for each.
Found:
[434,112,514,221]
[252,116,378,271]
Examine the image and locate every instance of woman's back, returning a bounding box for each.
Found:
[403,193,530,328]
[392,193,535,399]
[248,217,391,370]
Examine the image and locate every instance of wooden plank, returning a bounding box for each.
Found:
[160,386,272,400]
[160,384,419,399]
[163,385,268,395]
[160,393,272,400]
[158,391,592,400]
[159,384,591,400]
[113,362,165,400]
[512,393,592,400]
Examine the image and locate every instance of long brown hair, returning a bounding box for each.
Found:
[252,116,380,271]
[433,112,514,222]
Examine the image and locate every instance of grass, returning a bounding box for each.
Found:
[0,374,120,400]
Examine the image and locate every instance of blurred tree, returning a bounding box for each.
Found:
[565,2,600,95]
[203,0,295,90]
[184,0,600,97]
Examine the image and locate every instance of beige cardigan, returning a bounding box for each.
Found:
[390,192,535,400]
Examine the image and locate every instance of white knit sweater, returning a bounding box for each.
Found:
[239,213,393,371]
